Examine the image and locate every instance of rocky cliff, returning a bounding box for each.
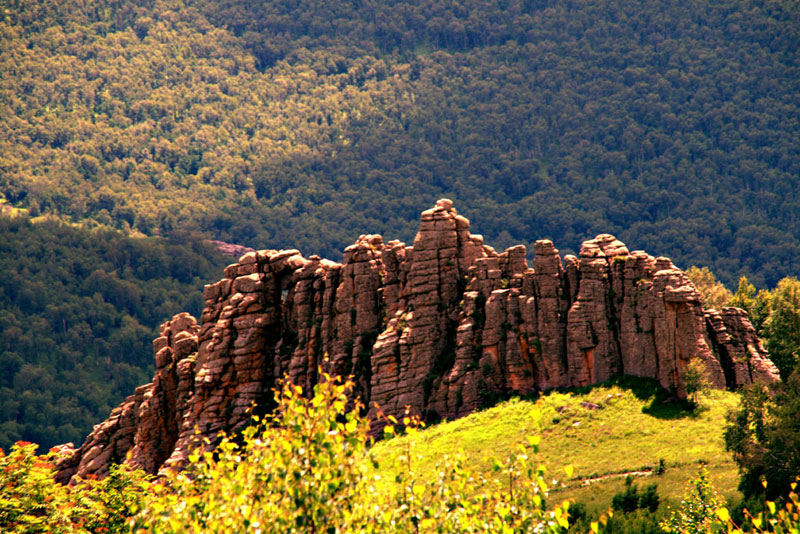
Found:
[55,200,779,483]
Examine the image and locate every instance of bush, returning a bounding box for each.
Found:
[133,372,579,533]
[0,375,591,534]
[724,370,800,500]
[0,441,150,533]
[612,476,660,514]
[660,463,723,534]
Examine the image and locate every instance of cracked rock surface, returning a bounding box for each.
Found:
[56,200,779,482]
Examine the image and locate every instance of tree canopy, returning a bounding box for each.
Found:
[1,0,799,289]
[0,216,228,451]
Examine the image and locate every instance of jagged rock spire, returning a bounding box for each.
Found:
[56,200,779,483]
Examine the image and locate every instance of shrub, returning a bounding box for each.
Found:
[712,483,800,533]
[133,372,578,533]
[660,463,723,534]
[611,476,659,514]
[0,441,150,533]
[682,358,711,406]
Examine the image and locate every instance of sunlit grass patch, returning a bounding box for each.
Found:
[371,376,741,512]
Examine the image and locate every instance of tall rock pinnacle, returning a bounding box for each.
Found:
[55,200,779,483]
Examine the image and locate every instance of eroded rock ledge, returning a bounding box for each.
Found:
[55,200,779,483]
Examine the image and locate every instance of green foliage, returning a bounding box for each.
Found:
[686,267,733,310]
[682,358,712,406]
[712,485,800,533]
[134,375,372,533]
[12,378,800,534]
[694,268,800,379]
[611,477,660,514]
[77,463,153,534]
[597,511,665,534]
[660,463,724,534]
[724,370,800,501]
[650,465,800,533]
[540,473,800,534]
[133,374,575,533]
[371,377,741,515]
[1,0,799,289]
[0,442,73,533]
[729,277,771,334]
[0,441,151,533]
[724,383,771,500]
[0,216,228,451]
[378,419,575,533]
[762,278,800,379]
[726,274,800,379]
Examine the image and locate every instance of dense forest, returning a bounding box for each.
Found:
[0,215,228,451]
[1,0,799,289]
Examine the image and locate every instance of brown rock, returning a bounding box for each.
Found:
[706,307,780,387]
[57,202,780,482]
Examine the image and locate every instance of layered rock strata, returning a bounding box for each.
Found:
[56,200,779,483]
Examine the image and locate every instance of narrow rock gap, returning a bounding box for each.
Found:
[705,315,736,389]
[606,260,624,376]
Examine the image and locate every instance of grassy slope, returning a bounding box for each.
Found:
[370,377,741,514]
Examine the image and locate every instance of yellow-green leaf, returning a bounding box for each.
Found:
[715,507,730,522]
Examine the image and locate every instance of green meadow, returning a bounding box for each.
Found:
[371,377,741,515]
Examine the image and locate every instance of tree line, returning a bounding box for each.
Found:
[1,0,799,289]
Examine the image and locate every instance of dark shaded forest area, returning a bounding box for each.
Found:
[1,0,800,451]
[0,217,228,450]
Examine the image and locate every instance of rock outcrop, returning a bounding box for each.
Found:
[207,239,256,258]
[55,200,780,483]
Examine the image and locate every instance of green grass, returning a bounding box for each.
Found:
[370,377,742,514]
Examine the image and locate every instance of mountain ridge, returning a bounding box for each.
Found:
[55,200,779,483]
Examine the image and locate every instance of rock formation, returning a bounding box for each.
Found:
[55,200,780,483]
[207,239,256,259]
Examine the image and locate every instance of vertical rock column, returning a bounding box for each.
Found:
[566,235,629,386]
[530,240,572,388]
[329,235,388,404]
[162,250,298,470]
[128,313,199,473]
[705,307,780,387]
[615,250,660,378]
[649,257,725,394]
[369,199,487,422]
[283,255,339,395]
[55,312,200,483]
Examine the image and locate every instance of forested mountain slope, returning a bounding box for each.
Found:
[0,216,228,451]
[1,0,799,289]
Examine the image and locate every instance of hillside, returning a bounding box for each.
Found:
[0,215,229,451]
[1,0,800,288]
[370,377,743,521]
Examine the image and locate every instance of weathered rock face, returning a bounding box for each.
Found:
[55,313,199,483]
[704,307,779,388]
[207,239,256,259]
[55,200,780,483]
